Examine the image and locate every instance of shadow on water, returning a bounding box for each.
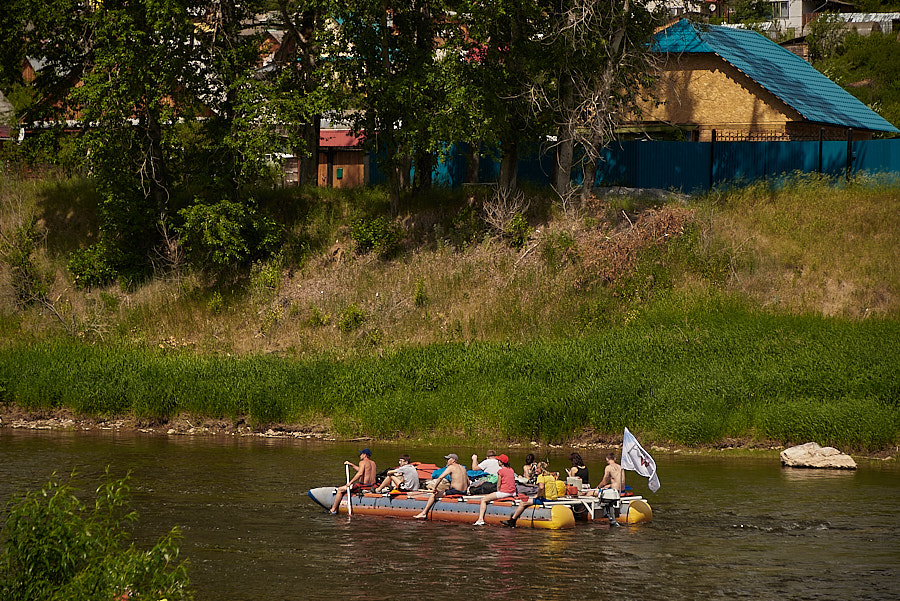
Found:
[1,430,898,601]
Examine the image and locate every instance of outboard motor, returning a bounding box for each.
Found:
[599,488,622,527]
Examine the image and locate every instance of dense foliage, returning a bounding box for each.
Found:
[0,472,191,601]
[0,0,664,284]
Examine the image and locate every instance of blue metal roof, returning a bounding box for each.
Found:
[652,19,899,134]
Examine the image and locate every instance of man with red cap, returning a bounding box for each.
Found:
[473,453,516,526]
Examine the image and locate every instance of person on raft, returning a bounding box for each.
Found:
[374,454,419,493]
[330,448,377,514]
[586,452,625,496]
[473,453,516,526]
[566,452,590,487]
[521,453,537,483]
[413,453,469,519]
[471,449,501,475]
[501,461,558,527]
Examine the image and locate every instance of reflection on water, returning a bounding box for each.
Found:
[1,430,898,601]
[779,465,859,482]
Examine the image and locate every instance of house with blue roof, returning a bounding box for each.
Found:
[633,19,899,142]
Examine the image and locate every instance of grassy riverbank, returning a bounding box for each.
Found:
[1,172,899,452]
[1,299,897,451]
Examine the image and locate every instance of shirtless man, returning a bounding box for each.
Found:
[413,453,469,519]
[330,449,377,514]
[590,452,625,494]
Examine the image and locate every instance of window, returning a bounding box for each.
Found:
[772,1,790,19]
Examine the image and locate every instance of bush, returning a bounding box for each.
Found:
[177,199,280,270]
[540,230,577,271]
[338,303,366,332]
[0,471,192,601]
[414,276,428,308]
[505,212,531,250]
[307,306,330,326]
[0,216,52,306]
[207,291,225,314]
[250,253,283,298]
[68,243,117,290]
[349,216,402,259]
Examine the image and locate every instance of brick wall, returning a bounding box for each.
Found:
[637,53,814,141]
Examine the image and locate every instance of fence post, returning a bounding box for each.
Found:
[709,129,716,191]
[818,128,824,174]
[846,128,853,182]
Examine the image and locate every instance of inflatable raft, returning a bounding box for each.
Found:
[307,486,652,530]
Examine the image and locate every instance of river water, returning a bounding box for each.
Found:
[1,430,897,600]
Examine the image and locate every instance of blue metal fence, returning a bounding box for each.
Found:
[372,138,900,192]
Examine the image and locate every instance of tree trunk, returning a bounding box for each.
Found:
[582,155,597,202]
[553,76,575,198]
[413,149,433,192]
[146,108,170,213]
[466,142,481,184]
[498,138,518,196]
[388,164,402,216]
[553,131,574,198]
[397,153,412,192]
[298,118,320,186]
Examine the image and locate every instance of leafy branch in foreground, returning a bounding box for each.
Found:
[0,471,192,601]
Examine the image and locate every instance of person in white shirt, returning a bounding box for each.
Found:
[374,454,419,493]
[471,449,501,475]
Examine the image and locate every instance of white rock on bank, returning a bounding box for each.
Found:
[780,442,857,469]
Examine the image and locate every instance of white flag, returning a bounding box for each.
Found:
[621,427,660,492]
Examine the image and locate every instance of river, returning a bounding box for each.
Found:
[1,430,897,600]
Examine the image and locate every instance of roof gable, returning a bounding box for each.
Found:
[652,19,899,134]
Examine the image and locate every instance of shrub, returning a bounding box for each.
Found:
[0,471,192,601]
[540,230,577,271]
[0,216,52,305]
[68,243,116,289]
[308,306,331,326]
[349,216,402,258]
[338,303,366,332]
[177,198,280,270]
[208,291,225,314]
[505,212,531,250]
[414,276,428,308]
[250,253,283,298]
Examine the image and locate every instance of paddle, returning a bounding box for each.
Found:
[345,463,353,516]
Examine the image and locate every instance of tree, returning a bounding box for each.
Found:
[3,0,205,279]
[332,0,453,214]
[815,31,900,130]
[806,12,847,62]
[729,0,773,24]
[0,472,191,601]
[455,0,549,196]
[528,0,661,203]
[71,0,200,279]
[270,0,335,186]
[2,0,295,280]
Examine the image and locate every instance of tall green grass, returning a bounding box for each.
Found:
[1,299,897,450]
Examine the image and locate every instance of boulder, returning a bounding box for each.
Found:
[780,442,857,469]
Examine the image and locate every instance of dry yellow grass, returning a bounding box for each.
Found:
[710,177,900,317]
[4,174,899,355]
